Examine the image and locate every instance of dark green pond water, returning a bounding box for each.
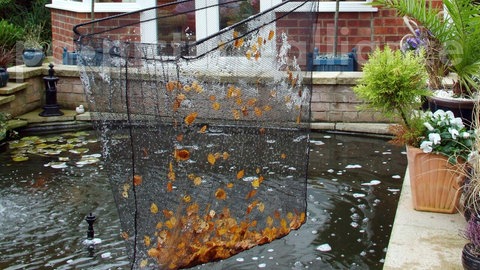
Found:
[0,131,407,269]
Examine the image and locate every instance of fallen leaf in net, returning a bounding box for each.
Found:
[133,175,142,186]
[215,188,227,200]
[237,169,245,180]
[151,203,159,214]
[184,112,198,126]
[207,153,216,165]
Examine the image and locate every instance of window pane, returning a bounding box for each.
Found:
[157,1,196,56]
[219,0,260,32]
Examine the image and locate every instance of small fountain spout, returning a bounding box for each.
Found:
[85,212,96,240]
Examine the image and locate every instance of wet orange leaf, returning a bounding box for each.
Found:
[165,217,177,229]
[233,31,239,39]
[215,188,227,200]
[212,102,221,111]
[207,153,216,165]
[241,106,248,116]
[222,152,230,160]
[209,95,216,101]
[193,176,202,186]
[280,153,287,159]
[121,231,129,240]
[251,178,260,188]
[176,134,184,142]
[257,202,265,212]
[263,105,272,111]
[163,209,173,218]
[175,149,190,161]
[246,50,252,60]
[268,30,275,40]
[226,182,234,188]
[266,216,274,227]
[247,98,257,106]
[257,36,264,46]
[184,112,198,126]
[144,235,151,247]
[156,222,163,229]
[232,109,240,120]
[187,203,199,216]
[234,38,244,48]
[259,128,266,135]
[199,125,208,133]
[167,181,173,192]
[183,195,191,203]
[254,107,262,117]
[245,189,257,199]
[255,51,260,60]
[166,81,178,92]
[274,210,281,219]
[246,200,258,215]
[236,98,243,105]
[237,169,245,180]
[133,175,142,186]
[150,203,159,214]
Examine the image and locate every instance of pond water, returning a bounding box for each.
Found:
[0,131,407,270]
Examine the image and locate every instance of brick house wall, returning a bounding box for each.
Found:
[48,0,443,66]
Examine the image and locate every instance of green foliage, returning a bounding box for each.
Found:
[353,46,430,128]
[373,0,480,95]
[0,20,23,49]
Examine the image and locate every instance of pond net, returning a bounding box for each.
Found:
[74,1,316,269]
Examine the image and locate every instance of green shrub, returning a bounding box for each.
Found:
[0,20,23,49]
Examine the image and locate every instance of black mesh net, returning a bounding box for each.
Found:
[74,1,316,269]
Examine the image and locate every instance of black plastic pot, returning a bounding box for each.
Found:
[0,67,8,87]
[462,243,480,270]
[22,49,45,67]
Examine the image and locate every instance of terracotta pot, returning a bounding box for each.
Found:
[406,145,465,213]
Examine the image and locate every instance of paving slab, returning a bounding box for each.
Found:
[383,168,467,270]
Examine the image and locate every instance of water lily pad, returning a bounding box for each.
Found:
[12,155,29,162]
[42,149,63,155]
[69,148,89,154]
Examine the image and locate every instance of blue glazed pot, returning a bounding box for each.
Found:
[0,68,8,87]
[22,49,45,67]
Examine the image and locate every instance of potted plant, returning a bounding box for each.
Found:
[462,216,480,269]
[0,45,15,87]
[353,46,474,213]
[22,23,49,67]
[373,0,480,126]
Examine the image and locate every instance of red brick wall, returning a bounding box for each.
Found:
[50,9,140,62]
[50,0,444,67]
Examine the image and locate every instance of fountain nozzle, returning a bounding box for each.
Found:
[85,212,96,240]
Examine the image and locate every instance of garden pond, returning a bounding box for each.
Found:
[0,130,407,269]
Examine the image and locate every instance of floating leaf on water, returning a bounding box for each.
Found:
[69,148,89,154]
[9,141,32,148]
[43,149,62,155]
[50,162,68,169]
[316,243,332,252]
[12,155,29,162]
[20,136,40,142]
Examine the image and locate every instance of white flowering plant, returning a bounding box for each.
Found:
[418,109,475,164]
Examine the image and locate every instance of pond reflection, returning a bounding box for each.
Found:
[0,131,407,270]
